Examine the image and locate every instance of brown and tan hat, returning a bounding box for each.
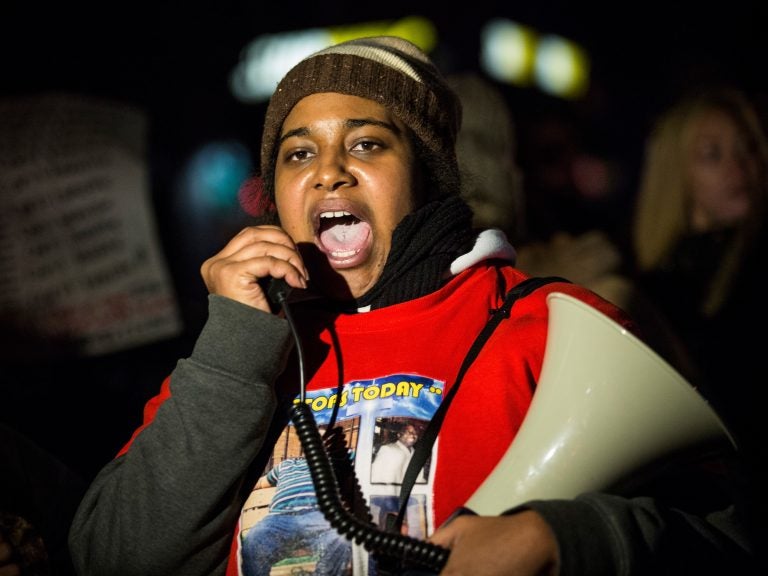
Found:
[259,35,463,201]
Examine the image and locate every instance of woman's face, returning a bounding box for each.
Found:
[274,93,418,299]
[686,108,757,231]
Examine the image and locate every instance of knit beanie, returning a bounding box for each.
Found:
[259,36,463,203]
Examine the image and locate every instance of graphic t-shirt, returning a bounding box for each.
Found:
[239,374,442,575]
[230,264,633,576]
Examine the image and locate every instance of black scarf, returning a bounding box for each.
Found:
[355,195,476,310]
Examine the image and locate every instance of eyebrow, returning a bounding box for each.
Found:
[278,117,402,148]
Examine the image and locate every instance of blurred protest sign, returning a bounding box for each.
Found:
[0,93,182,357]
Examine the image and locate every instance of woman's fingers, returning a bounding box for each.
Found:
[200,225,309,311]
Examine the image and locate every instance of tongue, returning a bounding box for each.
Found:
[319,220,371,254]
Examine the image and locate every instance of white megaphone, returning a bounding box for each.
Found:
[464,292,737,515]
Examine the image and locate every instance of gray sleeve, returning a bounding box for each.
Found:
[518,493,757,575]
[68,295,294,576]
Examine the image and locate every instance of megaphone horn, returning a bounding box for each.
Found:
[464,292,737,516]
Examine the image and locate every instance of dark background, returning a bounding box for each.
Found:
[5,1,767,159]
[2,0,767,482]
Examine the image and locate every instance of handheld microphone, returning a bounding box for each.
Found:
[267,277,292,309]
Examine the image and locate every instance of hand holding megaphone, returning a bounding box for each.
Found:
[426,292,736,575]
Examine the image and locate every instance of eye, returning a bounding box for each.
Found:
[283,148,313,163]
[351,139,383,153]
[694,141,722,163]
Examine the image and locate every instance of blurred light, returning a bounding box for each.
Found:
[179,140,253,214]
[480,17,590,99]
[480,18,537,87]
[535,35,589,99]
[230,30,329,103]
[229,16,437,103]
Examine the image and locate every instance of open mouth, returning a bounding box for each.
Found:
[316,210,372,268]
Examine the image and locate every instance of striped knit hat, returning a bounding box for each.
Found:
[259,36,463,203]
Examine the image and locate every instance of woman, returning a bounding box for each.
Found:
[633,87,767,331]
[632,86,768,440]
[69,38,757,576]
[631,86,768,559]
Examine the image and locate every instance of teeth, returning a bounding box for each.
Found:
[331,249,358,258]
[319,210,351,219]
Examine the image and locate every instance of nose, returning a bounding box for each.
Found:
[314,148,355,192]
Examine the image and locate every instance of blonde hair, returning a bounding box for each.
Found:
[632,86,768,315]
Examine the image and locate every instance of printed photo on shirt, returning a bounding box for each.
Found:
[371,417,429,485]
[236,375,444,575]
[369,493,428,540]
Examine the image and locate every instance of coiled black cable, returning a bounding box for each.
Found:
[271,278,449,574]
[289,402,448,574]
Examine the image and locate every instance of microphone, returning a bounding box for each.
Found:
[267,277,292,309]
[263,276,320,312]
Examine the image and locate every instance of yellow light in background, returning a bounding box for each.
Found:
[328,15,437,51]
[230,16,437,103]
[535,34,590,99]
[480,17,590,99]
[480,19,538,87]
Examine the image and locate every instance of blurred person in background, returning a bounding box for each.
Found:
[449,71,695,376]
[446,72,524,241]
[632,85,768,435]
[631,84,768,557]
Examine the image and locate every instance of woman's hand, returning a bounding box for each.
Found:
[200,225,309,312]
[428,510,560,576]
